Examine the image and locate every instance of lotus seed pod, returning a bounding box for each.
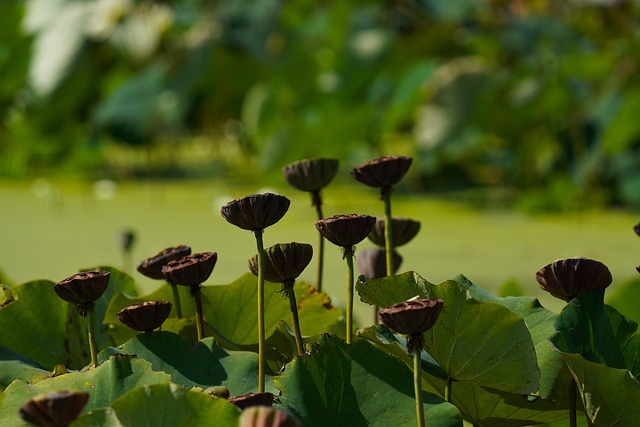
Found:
[367,217,421,248]
[283,158,339,193]
[137,245,192,280]
[357,248,402,279]
[378,298,444,336]
[248,243,313,284]
[239,406,301,427]
[19,390,89,427]
[162,252,217,287]
[315,214,376,248]
[116,301,172,332]
[535,257,612,302]
[221,193,290,231]
[53,271,110,316]
[350,156,413,190]
[228,392,275,410]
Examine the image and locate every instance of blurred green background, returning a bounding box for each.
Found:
[2,0,640,323]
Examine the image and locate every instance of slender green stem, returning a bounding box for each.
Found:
[445,375,453,403]
[169,282,182,318]
[192,284,204,341]
[312,191,324,292]
[413,340,426,427]
[254,230,266,393]
[285,283,305,355]
[382,189,394,276]
[569,377,577,427]
[345,246,355,344]
[86,309,98,367]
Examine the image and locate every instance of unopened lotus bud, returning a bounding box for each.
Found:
[137,245,191,280]
[117,301,172,332]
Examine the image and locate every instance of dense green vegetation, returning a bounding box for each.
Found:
[3,0,640,210]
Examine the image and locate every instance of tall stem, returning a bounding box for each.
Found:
[413,340,426,427]
[445,375,453,403]
[569,377,577,427]
[86,309,98,367]
[382,189,394,277]
[312,191,324,292]
[191,284,204,341]
[169,282,182,318]
[254,230,266,393]
[345,246,355,344]
[285,283,305,355]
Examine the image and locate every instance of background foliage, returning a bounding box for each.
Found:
[2,0,640,209]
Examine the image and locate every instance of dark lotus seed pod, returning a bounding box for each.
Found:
[535,257,612,302]
[53,271,110,306]
[228,392,275,410]
[137,245,192,280]
[221,193,290,231]
[19,390,89,427]
[350,156,413,189]
[118,229,136,252]
[378,298,444,336]
[116,301,172,332]
[248,242,313,284]
[239,406,301,427]
[367,217,421,248]
[283,158,340,193]
[634,222,640,237]
[357,248,402,279]
[315,214,376,248]
[162,252,217,287]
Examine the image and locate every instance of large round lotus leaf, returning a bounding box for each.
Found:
[104,283,196,345]
[357,272,540,395]
[607,276,640,325]
[550,289,640,424]
[0,346,49,388]
[0,355,171,426]
[359,326,569,426]
[274,334,463,427]
[200,274,342,347]
[73,383,240,427]
[98,332,276,394]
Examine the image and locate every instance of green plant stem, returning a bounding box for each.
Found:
[312,191,324,292]
[285,283,305,355]
[569,377,577,427]
[169,282,182,318]
[254,230,266,393]
[413,340,426,427]
[445,375,453,403]
[192,284,204,341]
[382,189,394,276]
[86,309,98,367]
[345,245,355,344]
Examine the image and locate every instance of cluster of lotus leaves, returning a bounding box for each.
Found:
[1,267,640,426]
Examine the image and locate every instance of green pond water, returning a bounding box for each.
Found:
[1,180,639,324]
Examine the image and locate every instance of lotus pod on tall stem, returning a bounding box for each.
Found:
[316,214,376,344]
[221,193,290,393]
[535,257,612,427]
[19,390,90,427]
[283,158,339,292]
[378,298,444,427]
[162,252,217,341]
[137,245,191,318]
[249,242,313,355]
[53,271,110,367]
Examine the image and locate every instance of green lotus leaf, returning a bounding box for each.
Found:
[98,332,276,395]
[274,334,463,426]
[357,272,540,395]
[201,273,343,347]
[550,289,640,424]
[0,354,171,426]
[606,276,640,326]
[73,383,240,427]
[0,346,49,389]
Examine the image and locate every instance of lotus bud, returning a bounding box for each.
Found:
[116,301,172,332]
[162,252,217,287]
[137,245,192,280]
[315,214,376,248]
[368,217,420,248]
[535,257,612,302]
[220,193,290,231]
[19,390,89,427]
